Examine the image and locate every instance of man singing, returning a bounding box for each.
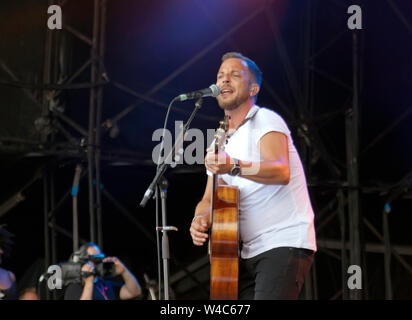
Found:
[190,52,317,300]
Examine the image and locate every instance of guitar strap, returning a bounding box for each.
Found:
[225,106,260,141]
[223,106,259,255]
[208,107,259,256]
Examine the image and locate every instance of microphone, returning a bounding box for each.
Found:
[177,84,220,101]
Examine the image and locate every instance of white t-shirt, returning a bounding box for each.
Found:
[207,105,317,259]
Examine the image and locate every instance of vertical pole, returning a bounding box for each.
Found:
[346,30,362,300]
[43,1,53,117]
[337,189,348,299]
[42,0,53,300]
[299,0,311,173]
[43,172,51,300]
[50,168,57,265]
[49,3,58,269]
[87,0,101,243]
[49,167,57,300]
[72,165,82,251]
[95,0,107,251]
[302,1,313,300]
[383,203,393,300]
[304,271,313,300]
[311,258,318,300]
[303,0,312,118]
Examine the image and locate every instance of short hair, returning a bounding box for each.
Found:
[221,52,262,88]
[69,242,102,262]
[79,242,99,254]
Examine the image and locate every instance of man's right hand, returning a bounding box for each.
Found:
[81,262,95,283]
[190,215,210,246]
[79,262,95,300]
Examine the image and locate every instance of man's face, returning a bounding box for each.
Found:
[86,245,101,267]
[216,58,253,110]
[87,245,101,256]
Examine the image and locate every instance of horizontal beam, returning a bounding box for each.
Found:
[317,238,412,256]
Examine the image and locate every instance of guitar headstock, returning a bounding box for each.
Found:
[214,120,227,153]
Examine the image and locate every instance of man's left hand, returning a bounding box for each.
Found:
[205,151,234,175]
[104,257,126,276]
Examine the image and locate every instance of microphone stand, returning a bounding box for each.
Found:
[139,97,203,300]
[157,177,176,300]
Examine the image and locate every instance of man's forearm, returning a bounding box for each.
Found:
[80,281,94,300]
[194,199,211,218]
[238,160,290,185]
[121,268,141,298]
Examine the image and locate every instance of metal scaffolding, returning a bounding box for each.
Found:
[168,0,412,300]
[0,0,411,300]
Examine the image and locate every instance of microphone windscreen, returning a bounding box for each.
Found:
[209,84,220,97]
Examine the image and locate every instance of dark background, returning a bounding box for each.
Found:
[0,0,411,299]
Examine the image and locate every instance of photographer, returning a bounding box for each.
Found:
[64,242,142,300]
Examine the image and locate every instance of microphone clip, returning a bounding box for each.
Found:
[195,97,203,109]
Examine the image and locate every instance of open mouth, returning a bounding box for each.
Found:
[221,88,234,97]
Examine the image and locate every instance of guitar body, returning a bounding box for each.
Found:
[209,184,239,300]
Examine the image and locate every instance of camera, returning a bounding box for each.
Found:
[49,250,117,286]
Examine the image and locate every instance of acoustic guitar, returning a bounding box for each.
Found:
[209,120,239,300]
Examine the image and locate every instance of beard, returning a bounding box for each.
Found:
[217,89,250,111]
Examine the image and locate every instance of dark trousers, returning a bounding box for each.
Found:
[238,247,314,300]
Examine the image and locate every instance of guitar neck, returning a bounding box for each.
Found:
[210,173,218,225]
[209,120,226,236]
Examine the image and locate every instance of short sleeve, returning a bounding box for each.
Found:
[251,108,291,144]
